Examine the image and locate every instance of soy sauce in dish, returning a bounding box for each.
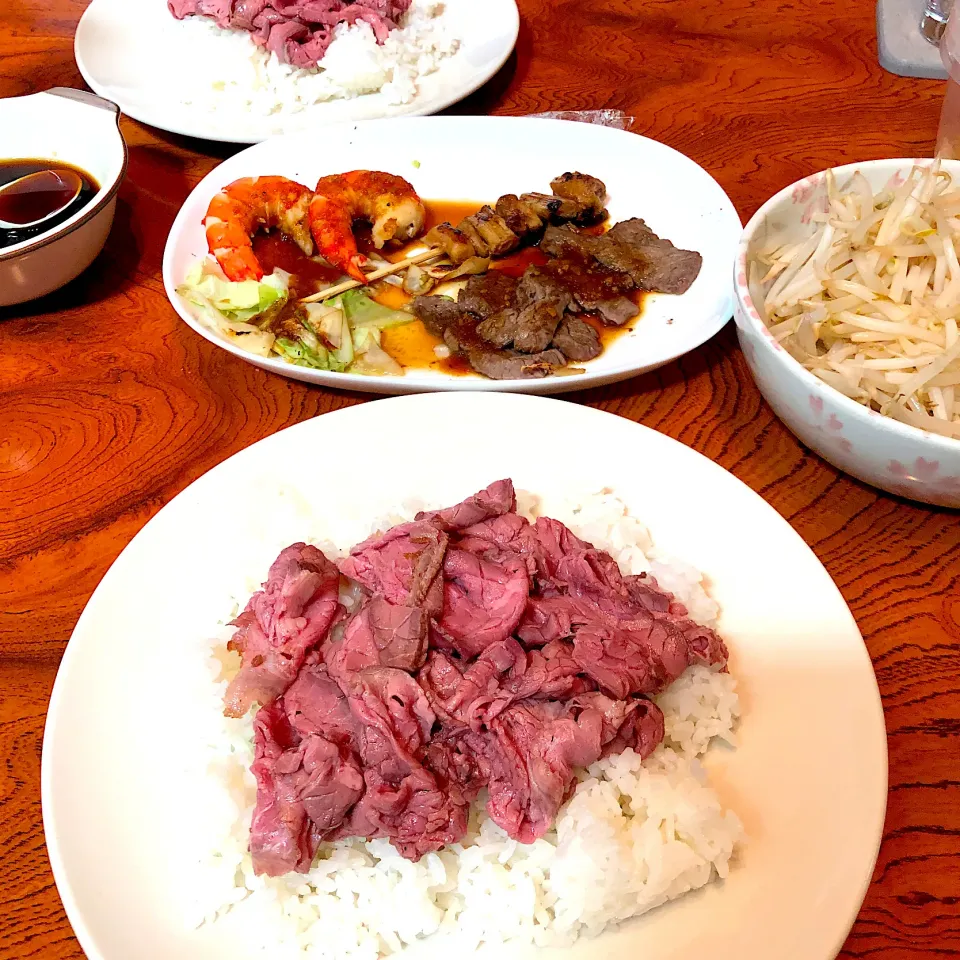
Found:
[0,159,99,250]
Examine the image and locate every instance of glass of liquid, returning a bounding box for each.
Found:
[923,0,953,42]
[936,3,960,157]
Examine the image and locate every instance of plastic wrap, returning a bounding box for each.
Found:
[527,109,634,130]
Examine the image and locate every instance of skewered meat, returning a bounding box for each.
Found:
[403,171,701,381]
[424,223,475,265]
[423,173,611,269]
[469,206,520,256]
[550,172,608,220]
[456,218,492,258]
[495,194,544,239]
[519,192,563,221]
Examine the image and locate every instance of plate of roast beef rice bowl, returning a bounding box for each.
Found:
[42,393,886,960]
[161,116,742,393]
[74,0,519,143]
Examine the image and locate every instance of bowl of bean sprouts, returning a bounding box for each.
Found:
[734,158,960,507]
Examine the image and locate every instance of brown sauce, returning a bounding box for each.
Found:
[251,232,342,298]
[250,198,643,371]
[0,159,98,249]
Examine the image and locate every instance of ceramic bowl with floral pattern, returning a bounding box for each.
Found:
[734,158,960,508]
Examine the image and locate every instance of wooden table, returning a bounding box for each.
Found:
[2,0,958,956]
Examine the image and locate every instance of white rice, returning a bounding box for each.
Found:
[177,0,459,114]
[194,490,742,958]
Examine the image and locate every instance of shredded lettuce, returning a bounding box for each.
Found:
[341,288,413,329]
[351,324,380,352]
[351,338,403,376]
[177,257,407,376]
[275,337,330,369]
[182,290,276,357]
[179,261,290,322]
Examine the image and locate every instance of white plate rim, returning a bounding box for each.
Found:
[41,391,887,960]
[160,116,741,396]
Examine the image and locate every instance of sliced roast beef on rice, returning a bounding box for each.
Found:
[235,479,728,876]
[223,543,342,719]
[168,0,413,68]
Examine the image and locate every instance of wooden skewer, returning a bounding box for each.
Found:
[300,246,446,303]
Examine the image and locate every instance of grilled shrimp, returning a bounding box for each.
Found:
[204,176,314,282]
[309,171,426,283]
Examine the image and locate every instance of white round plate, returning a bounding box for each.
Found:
[74,0,519,143]
[43,393,886,960]
[162,116,741,395]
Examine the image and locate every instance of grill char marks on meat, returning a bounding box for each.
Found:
[224,543,343,718]
[423,223,475,266]
[423,172,609,269]
[495,194,545,240]
[549,172,608,222]
[245,480,727,873]
[521,178,603,226]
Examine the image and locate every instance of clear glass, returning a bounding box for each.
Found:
[923,0,954,43]
[937,4,960,156]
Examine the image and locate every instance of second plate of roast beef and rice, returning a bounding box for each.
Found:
[42,393,887,960]
[75,0,519,143]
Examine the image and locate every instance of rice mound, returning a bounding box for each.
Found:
[178,0,459,114]
[194,489,742,958]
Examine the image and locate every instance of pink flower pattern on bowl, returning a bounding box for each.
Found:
[808,394,853,454]
[791,179,817,205]
[887,457,960,498]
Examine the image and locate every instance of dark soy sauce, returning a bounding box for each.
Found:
[0,159,99,250]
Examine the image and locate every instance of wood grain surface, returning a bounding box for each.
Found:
[1,0,959,957]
